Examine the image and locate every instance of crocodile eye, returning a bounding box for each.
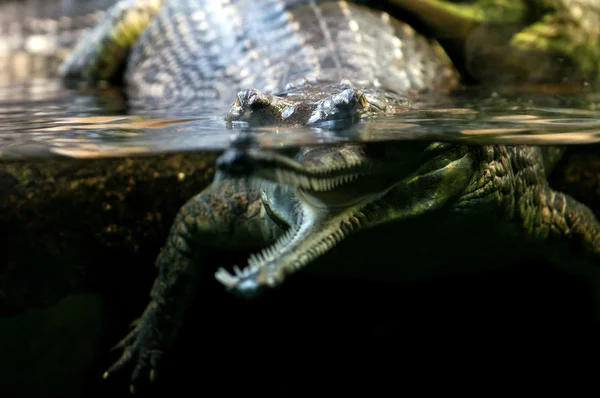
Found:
[235,95,242,107]
[358,93,368,108]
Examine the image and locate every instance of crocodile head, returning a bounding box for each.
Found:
[215,82,474,298]
[224,80,411,128]
[214,136,474,297]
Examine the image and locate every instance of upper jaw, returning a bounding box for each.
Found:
[214,141,468,200]
[215,145,374,194]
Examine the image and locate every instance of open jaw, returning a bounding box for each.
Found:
[213,146,382,298]
[213,142,475,297]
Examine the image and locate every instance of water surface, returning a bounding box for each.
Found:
[1,78,600,160]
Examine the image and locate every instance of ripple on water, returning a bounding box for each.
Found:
[1,80,600,160]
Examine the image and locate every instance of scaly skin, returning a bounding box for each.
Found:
[103,180,277,389]
[60,0,459,112]
[60,0,460,391]
[58,0,600,393]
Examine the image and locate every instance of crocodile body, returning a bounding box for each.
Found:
[60,0,458,113]
[58,0,600,393]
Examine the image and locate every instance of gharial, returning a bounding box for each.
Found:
[58,0,600,392]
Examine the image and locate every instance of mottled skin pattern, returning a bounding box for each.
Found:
[57,0,600,394]
[60,0,457,112]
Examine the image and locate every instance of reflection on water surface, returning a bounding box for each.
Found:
[1,79,600,159]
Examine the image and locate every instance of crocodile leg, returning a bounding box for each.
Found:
[519,184,600,268]
[103,180,281,392]
[59,0,163,84]
[452,145,600,305]
[458,145,600,270]
[517,183,600,318]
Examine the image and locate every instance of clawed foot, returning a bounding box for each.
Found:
[103,308,163,394]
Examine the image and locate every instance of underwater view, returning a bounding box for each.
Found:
[2,0,600,396]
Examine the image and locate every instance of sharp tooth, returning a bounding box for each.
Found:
[310,178,318,190]
[275,169,284,183]
[285,171,294,185]
[302,176,310,189]
[215,267,239,287]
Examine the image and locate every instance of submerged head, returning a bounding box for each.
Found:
[214,139,474,296]
[224,80,410,128]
